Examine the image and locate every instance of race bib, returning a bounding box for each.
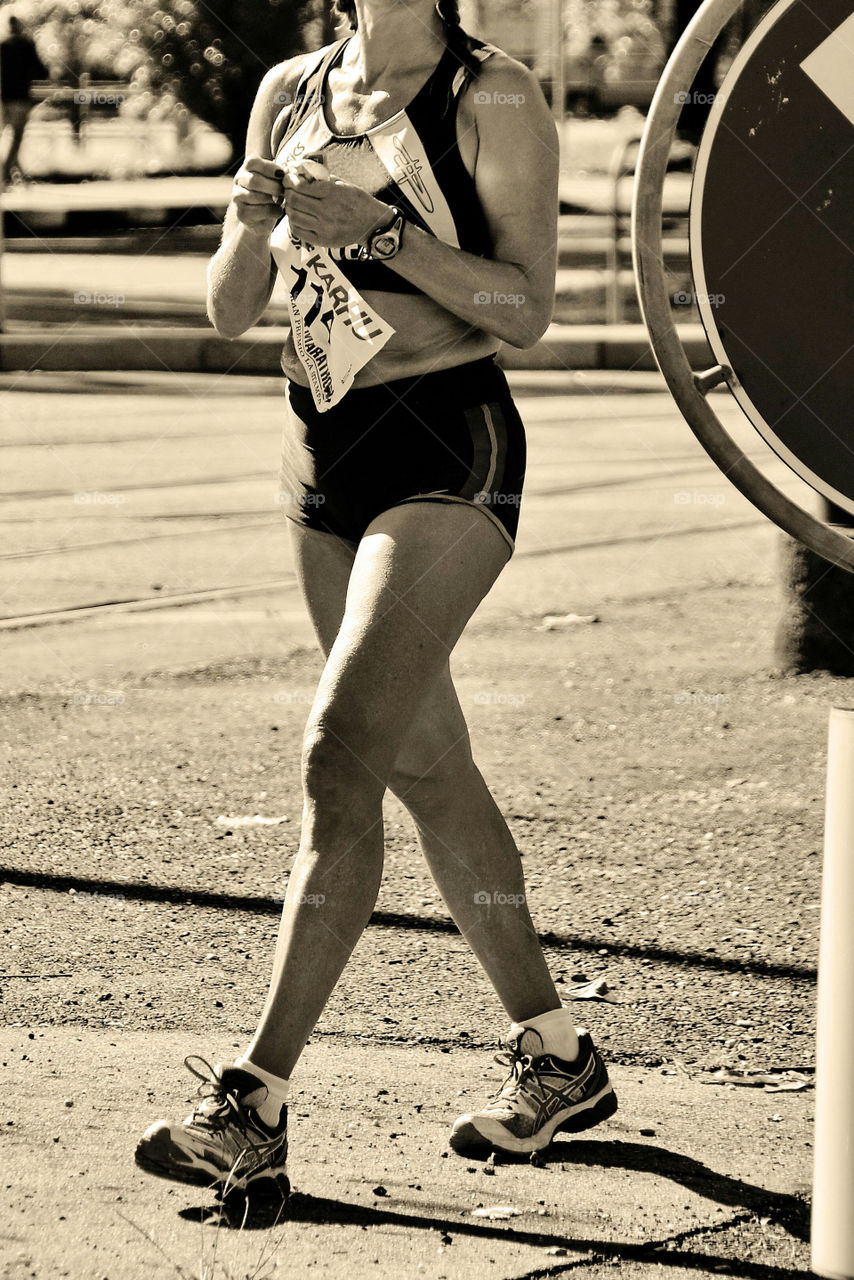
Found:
[270,217,395,413]
[269,135,394,412]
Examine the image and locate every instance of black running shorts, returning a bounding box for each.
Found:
[278,356,526,553]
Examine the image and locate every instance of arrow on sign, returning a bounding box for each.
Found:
[801,13,854,127]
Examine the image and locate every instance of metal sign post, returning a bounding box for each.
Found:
[631,2,854,1275]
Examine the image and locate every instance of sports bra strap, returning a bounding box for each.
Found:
[270,38,348,157]
[450,40,498,99]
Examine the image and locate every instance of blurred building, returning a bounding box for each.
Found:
[460,0,549,66]
[460,0,667,112]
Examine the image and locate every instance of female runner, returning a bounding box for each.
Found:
[136,0,616,1198]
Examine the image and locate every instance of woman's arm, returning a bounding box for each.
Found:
[206,59,305,340]
[389,55,559,348]
[283,54,559,349]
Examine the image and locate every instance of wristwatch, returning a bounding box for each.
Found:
[362,207,406,261]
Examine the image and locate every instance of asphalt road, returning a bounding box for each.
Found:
[1,372,829,1059]
[0,370,828,1277]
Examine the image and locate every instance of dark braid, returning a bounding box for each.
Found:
[331,1,481,79]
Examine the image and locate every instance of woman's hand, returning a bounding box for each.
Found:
[231,155,286,236]
[283,166,391,249]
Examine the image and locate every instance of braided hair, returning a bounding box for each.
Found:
[331,0,481,80]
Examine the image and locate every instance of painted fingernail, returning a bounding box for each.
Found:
[274,168,284,180]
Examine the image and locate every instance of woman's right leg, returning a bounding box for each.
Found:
[387,670,563,1025]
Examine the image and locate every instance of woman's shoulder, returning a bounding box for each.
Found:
[252,41,346,157]
[456,40,552,132]
[263,40,344,105]
[465,40,541,91]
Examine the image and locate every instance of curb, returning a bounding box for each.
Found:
[0,323,712,375]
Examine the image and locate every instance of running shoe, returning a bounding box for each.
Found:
[450,1026,617,1155]
[135,1056,290,1199]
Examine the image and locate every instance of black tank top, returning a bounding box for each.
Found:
[269,35,496,295]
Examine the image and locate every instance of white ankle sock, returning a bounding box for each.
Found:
[515,1007,580,1062]
[234,1056,290,1127]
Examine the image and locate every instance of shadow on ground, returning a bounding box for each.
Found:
[0,864,816,985]
[179,1189,809,1280]
[173,1134,809,1279]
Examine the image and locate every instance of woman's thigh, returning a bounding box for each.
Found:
[289,522,356,655]
[290,501,508,781]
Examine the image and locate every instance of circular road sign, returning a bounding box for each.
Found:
[691,0,854,517]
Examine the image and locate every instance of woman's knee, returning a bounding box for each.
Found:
[301,716,386,813]
[389,737,477,817]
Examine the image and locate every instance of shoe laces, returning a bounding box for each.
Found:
[183,1055,261,1136]
[488,1029,547,1112]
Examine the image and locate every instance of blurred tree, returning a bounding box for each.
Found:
[120,0,316,168]
[10,0,132,80]
[12,0,317,166]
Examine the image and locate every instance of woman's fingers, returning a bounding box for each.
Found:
[233,154,285,201]
[288,218,320,243]
[287,204,321,241]
[280,171,327,196]
[245,154,283,179]
[233,170,282,200]
[285,191,324,216]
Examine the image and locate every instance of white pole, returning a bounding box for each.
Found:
[813,706,854,1280]
[551,0,565,124]
[0,23,6,336]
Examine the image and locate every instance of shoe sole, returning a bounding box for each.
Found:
[449,1084,618,1156]
[135,1134,290,1201]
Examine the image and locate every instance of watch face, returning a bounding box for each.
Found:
[373,233,396,258]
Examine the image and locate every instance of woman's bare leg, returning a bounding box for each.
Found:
[245,513,560,1082]
[244,503,516,1079]
[387,666,561,1023]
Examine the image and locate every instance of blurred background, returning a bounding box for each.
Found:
[0,0,769,334]
[0,0,728,185]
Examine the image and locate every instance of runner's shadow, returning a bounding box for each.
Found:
[179,1140,808,1242]
[179,1141,809,1239]
[533,1138,810,1242]
[179,1190,813,1279]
